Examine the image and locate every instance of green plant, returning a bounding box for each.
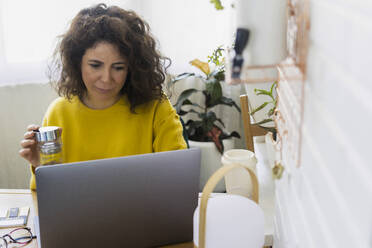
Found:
[209,0,235,10]
[169,47,241,154]
[210,0,224,10]
[250,82,278,138]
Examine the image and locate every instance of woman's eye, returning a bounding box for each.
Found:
[89,63,101,68]
[114,66,125,71]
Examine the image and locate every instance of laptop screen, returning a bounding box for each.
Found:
[35,148,201,248]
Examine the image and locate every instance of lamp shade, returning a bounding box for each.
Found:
[193,164,265,248]
[193,195,264,248]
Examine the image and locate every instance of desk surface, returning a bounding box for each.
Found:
[0,143,274,247]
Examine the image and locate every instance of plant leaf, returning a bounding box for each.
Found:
[216,118,225,128]
[254,88,272,97]
[214,69,225,81]
[178,109,188,116]
[174,72,195,82]
[209,69,218,78]
[212,96,241,112]
[270,81,277,94]
[210,0,224,10]
[254,118,274,125]
[252,124,277,135]
[268,107,275,117]
[202,90,212,108]
[205,111,217,121]
[206,125,224,154]
[202,112,214,134]
[205,79,222,107]
[168,72,195,88]
[185,120,203,138]
[208,68,225,82]
[203,111,225,128]
[181,99,193,105]
[208,46,225,66]
[190,59,210,76]
[174,88,198,113]
[178,108,202,116]
[188,109,203,116]
[229,131,240,138]
[250,102,269,115]
[182,99,204,110]
[220,131,241,140]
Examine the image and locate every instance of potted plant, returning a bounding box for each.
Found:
[169,46,241,191]
[250,81,277,137]
[249,81,279,170]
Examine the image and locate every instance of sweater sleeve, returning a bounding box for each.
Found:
[152,98,187,152]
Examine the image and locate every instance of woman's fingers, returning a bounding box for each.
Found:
[19,148,34,162]
[20,124,41,167]
[24,124,40,139]
[19,147,40,167]
[24,131,36,139]
[27,124,40,132]
[20,139,36,148]
[19,148,31,158]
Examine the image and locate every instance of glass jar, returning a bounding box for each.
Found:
[34,126,63,165]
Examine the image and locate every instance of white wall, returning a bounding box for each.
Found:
[0,83,57,188]
[273,0,372,247]
[138,0,234,75]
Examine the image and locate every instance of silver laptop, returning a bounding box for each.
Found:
[34,148,201,248]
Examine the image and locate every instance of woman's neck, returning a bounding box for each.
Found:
[81,94,121,110]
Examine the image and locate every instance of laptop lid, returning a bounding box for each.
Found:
[35,148,201,248]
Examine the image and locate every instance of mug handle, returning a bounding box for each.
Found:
[197,163,259,248]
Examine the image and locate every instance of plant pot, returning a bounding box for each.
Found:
[189,139,235,192]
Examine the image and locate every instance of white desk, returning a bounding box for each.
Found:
[255,142,275,246]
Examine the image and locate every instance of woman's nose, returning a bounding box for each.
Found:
[101,67,111,83]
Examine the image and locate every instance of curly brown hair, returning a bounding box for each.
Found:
[50,3,170,112]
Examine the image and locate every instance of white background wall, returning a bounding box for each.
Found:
[137,0,234,75]
[0,0,235,85]
[273,0,372,247]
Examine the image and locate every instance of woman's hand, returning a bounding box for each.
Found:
[19,124,40,168]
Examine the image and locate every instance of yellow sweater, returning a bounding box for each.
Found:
[30,95,187,190]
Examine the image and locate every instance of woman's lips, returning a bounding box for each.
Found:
[95,86,114,94]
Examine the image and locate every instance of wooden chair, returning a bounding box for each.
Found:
[240,94,268,152]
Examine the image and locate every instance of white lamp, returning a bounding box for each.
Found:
[193,164,265,248]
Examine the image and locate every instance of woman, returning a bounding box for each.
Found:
[19,4,187,190]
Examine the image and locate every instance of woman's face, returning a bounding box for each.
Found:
[81,41,128,109]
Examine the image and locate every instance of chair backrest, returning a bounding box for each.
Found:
[240,94,268,152]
